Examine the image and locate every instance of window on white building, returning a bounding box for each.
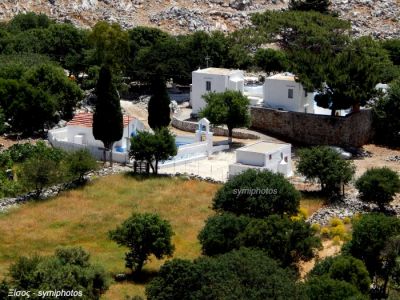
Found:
[288,89,293,99]
[206,81,211,91]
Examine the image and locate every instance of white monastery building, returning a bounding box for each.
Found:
[48,113,145,163]
[190,68,315,115]
[190,68,244,116]
[229,141,293,178]
[263,72,314,113]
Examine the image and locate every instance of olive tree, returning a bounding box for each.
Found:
[109,213,174,274]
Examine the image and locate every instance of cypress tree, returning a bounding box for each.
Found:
[148,78,171,130]
[93,66,123,165]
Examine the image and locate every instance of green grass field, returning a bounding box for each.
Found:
[0,174,324,299]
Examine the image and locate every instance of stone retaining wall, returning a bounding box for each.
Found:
[250,107,373,147]
[172,116,259,139]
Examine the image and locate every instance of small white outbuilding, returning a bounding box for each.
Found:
[264,73,314,113]
[190,68,244,116]
[229,141,293,178]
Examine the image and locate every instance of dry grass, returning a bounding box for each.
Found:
[0,174,219,299]
[0,174,325,299]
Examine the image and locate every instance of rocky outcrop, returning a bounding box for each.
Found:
[0,1,398,37]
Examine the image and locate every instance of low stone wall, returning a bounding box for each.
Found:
[250,107,373,147]
[172,117,259,139]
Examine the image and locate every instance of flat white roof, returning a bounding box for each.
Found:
[194,67,241,76]
[237,141,290,154]
[267,72,296,81]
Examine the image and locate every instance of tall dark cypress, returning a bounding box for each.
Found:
[93,66,123,164]
[148,78,171,130]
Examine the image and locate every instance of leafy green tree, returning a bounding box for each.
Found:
[0,106,5,134]
[87,21,129,72]
[45,23,88,76]
[200,90,251,143]
[6,247,108,300]
[19,156,65,197]
[302,276,365,300]
[66,149,98,183]
[183,31,229,70]
[381,235,400,296]
[133,36,190,84]
[8,12,52,32]
[373,79,400,146]
[251,10,350,90]
[356,167,400,211]
[93,66,123,164]
[198,213,251,256]
[315,37,392,115]
[254,48,289,75]
[309,255,371,294]
[239,215,321,268]
[297,146,355,196]
[130,128,177,174]
[213,169,301,218]
[23,63,83,119]
[109,213,174,274]
[0,79,56,134]
[147,248,301,300]
[382,39,400,66]
[289,0,332,13]
[148,79,171,129]
[4,28,50,54]
[346,213,400,278]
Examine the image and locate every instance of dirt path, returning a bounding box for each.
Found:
[299,240,342,279]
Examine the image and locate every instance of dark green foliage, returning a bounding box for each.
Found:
[212,169,301,218]
[130,128,177,174]
[146,248,301,300]
[45,23,88,75]
[23,63,83,119]
[200,90,251,142]
[382,39,400,66]
[133,36,190,84]
[88,22,129,73]
[93,66,123,162]
[8,12,52,32]
[239,215,321,268]
[0,280,8,299]
[251,11,350,88]
[309,255,371,294]
[303,276,365,300]
[347,213,400,277]
[198,213,251,256]
[297,146,355,196]
[373,79,400,147]
[0,106,5,134]
[6,247,109,299]
[0,79,55,133]
[254,48,288,75]
[315,37,392,114]
[109,213,174,273]
[66,149,98,182]
[19,156,65,197]
[381,235,400,294]
[6,141,65,163]
[356,167,400,211]
[289,0,332,13]
[148,80,171,130]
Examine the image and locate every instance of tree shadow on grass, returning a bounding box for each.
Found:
[114,269,159,285]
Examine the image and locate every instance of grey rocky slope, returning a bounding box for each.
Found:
[0,1,398,38]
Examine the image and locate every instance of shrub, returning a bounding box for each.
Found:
[303,276,364,300]
[311,223,321,233]
[321,227,330,237]
[343,216,351,224]
[212,169,301,218]
[66,149,98,182]
[5,247,109,300]
[330,217,343,227]
[330,224,346,239]
[356,167,400,211]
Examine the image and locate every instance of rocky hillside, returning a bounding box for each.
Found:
[0,0,399,38]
